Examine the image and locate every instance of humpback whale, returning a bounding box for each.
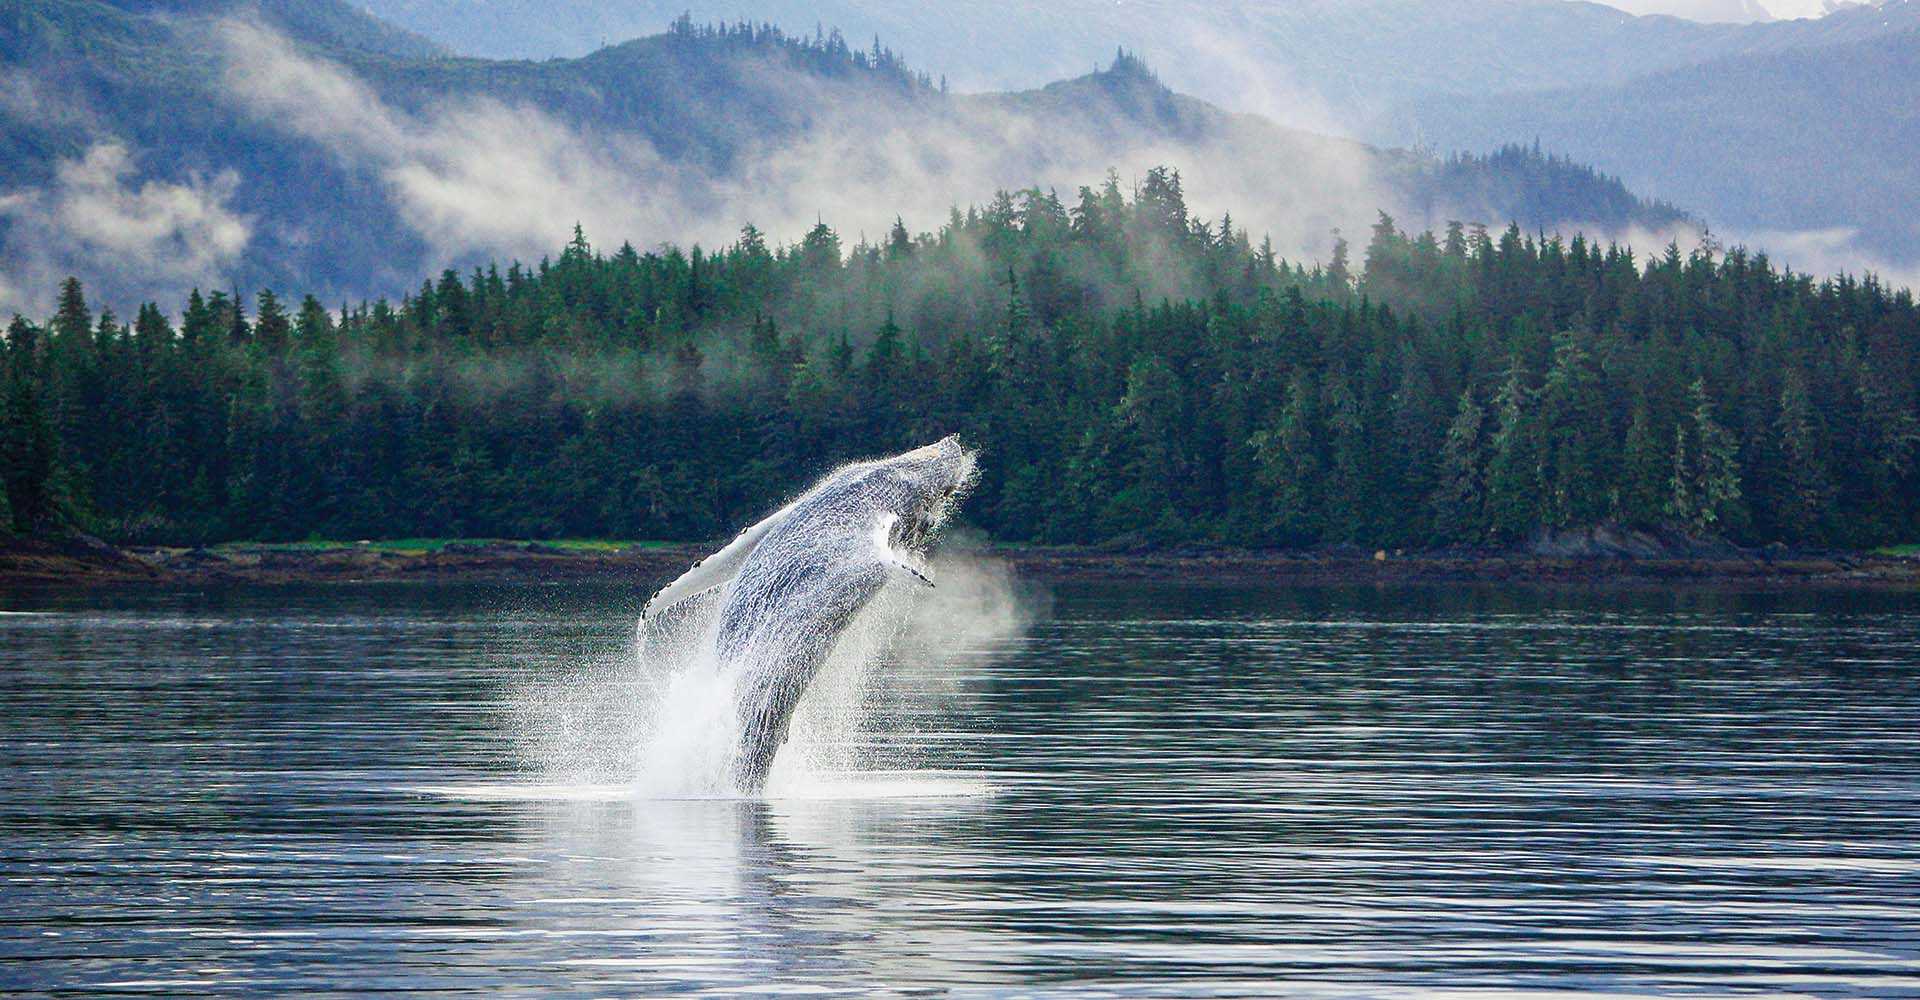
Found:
[638,436,978,793]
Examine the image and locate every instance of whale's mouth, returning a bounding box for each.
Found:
[898,463,975,557]
[878,474,968,589]
[896,506,939,554]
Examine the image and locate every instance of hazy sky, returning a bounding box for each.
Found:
[1608,0,1838,19]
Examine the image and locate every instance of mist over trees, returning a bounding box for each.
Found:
[2,3,1688,315]
[348,0,1920,272]
[5,170,1917,550]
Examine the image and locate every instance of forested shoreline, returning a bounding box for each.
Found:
[3,169,1916,551]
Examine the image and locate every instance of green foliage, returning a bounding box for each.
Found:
[1537,331,1608,528]
[6,178,1918,550]
[1667,378,1744,535]
[1483,359,1542,544]
[1772,367,1833,542]
[1429,386,1486,543]
[1,316,64,534]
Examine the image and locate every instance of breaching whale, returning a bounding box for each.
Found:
[638,436,978,793]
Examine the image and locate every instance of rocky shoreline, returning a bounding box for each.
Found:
[4,534,1918,590]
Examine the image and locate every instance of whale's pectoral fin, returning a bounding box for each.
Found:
[642,498,801,621]
[869,511,934,588]
[890,559,935,588]
[636,581,727,658]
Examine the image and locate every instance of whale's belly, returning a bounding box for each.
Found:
[716,541,890,790]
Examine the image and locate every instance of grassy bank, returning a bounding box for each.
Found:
[208,538,677,556]
[4,535,1915,590]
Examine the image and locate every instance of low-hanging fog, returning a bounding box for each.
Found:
[3,4,1912,317]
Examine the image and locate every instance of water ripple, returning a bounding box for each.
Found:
[1,582,1917,996]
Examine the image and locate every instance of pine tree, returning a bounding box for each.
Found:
[1667,378,1743,535]
[862,311,905,444]
[1618,393,1666,526]
[132,303,172,361]
[1773,368,1832,541]
[254,290,292,354]
[2,318,62,534]
[1853,358,1920,540]
[885,216,913,260]
[52,278,91,345]
[1536,331,1607,527]
[293,296,349,533]
[1321,372,1368,541]
[1483,360,1540,543]
[1430,386,1486,543]
[1250,370,1321,544]
[1326,231,1352,291]
[10,174,1919,552]
[1667,424,1695,530]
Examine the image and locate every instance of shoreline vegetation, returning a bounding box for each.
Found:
[7,175,1919,563]
[7,156,1920,588]
[5,533,1917,589]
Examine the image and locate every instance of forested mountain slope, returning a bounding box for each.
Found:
[354,0,1919,115]
[6,177,1914,551]
[1,2,1684,313]
[1391,25,1920,268]
[349,0,1920,274]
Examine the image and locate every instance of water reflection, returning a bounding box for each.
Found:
[1,582,1917,995]
[410,781,1005,992]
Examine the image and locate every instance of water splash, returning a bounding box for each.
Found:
[511,546,1036,800]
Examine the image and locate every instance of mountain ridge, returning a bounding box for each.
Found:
[3,2,1688,313]
[337,0,1920,275]
[1392,21,1920,267]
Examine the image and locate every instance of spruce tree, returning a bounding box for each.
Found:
[1536,331,1606,527]
[1618,393,1666,526]
[1483,360,1540,543]
[1430,386,1486,543]
[1250,370,1321,544]
[254,290,292,354]
[1853,359,1920,541]
[2,318,62,534]
[1667,378,1743,535]
[1773,368,1832,542]
[9,174,1918,552]
[1321,372,1368,542]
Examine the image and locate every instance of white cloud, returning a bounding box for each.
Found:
[1601,0,1866,19]
[218,19,689,264]
[1730,225,1920,290]
[0,143,249,316]
[1532,218,1919,293]
[212,18,1389,283]
[219,16,1915,310]
[1600,0,1774,22]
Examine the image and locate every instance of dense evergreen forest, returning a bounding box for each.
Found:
[4,169,1917,550]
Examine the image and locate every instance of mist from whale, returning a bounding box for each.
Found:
[636,436,979,794]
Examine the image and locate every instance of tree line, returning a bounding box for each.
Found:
[4,168,1916,550]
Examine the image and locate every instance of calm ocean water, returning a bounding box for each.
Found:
[2,580,1917,996]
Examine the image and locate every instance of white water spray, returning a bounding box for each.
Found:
[508,544,1035,801]
[506,441,1041,800]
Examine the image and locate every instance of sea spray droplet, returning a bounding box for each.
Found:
[634,653,741,798]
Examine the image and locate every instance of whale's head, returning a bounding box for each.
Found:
[864,435,978,556]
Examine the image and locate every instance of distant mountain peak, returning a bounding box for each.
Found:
[1106,47,1158,82]
[1757,0,1887,18]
